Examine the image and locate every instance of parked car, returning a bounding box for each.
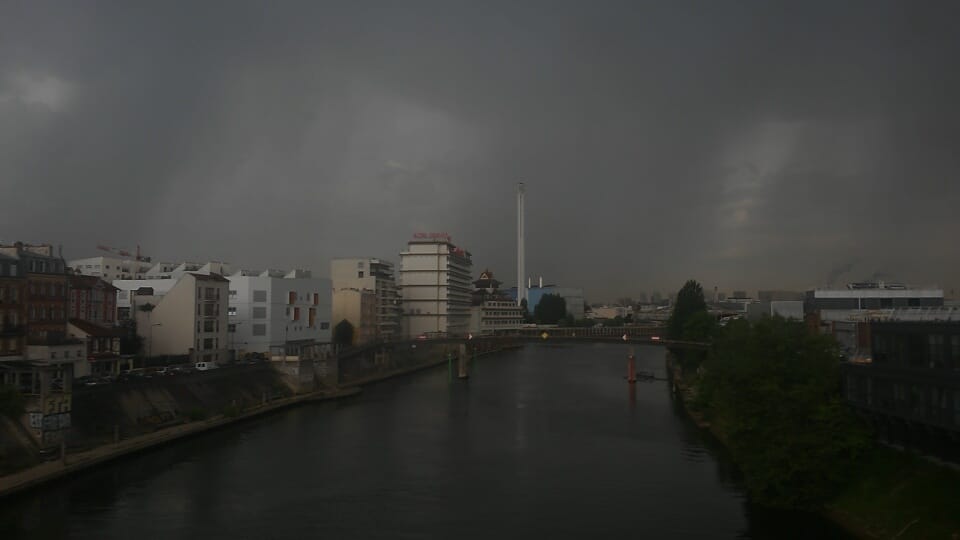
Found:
[195,361,219,371]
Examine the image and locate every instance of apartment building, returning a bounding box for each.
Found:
[398,234,473,337]
[331,258,400,340]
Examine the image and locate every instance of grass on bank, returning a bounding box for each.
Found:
[828,446,960,540]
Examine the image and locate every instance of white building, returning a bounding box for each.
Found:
[806,283,943,312]
[226,269,332,357]
[469,298,523,335]
[69,256,154,281]
[120,273,230,363]
[398,234,473,338]
[331,258,400,340]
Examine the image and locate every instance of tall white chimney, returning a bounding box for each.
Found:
[517,182,525,307]
[539,276,543,288]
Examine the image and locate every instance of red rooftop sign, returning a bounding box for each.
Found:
[413,232,451,240]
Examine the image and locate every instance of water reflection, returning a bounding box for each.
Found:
[2,344,850,539]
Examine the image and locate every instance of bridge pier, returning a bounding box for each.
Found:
[627,348,636,383]
[458,344,469,379]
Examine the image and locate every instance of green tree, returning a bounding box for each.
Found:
[333,319,354,347]
[534,294,566,324]
[667,280,707,339]
[698,317,870,508]
[681,310,718,342]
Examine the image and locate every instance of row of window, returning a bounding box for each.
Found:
[197,337,219,351]
[29,306,65,321]
[0,286,20,301]
[27,259,64,274]
[873,333,960,370]
[482,319,522,326]
[0,263,19,277]
[28,282,65,298]
[196,319,221,333]
[1,311,21,326]
[49,348,85,360]
[846,375,960,426]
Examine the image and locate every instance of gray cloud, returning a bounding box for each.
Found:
[2,1,959,300]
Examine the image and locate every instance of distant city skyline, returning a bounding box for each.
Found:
[3,2,959,297]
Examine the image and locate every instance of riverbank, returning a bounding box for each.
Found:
[0,386,361,499]
[666,354,960,540]
[0,343,522,499]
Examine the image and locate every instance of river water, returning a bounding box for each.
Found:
[2,343,851,539]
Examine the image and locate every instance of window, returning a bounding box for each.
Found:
[229,290,237,297]
[293,307,300,321]
[203,338,214,350]
[309,308,316,328]
[313,293,319,306]
[64,350,70,358]
[358,271,364,278]
[252,324,267,336]
[288,291,296,305]
[228,324,237,333]
[228,306,237,316]
[320,322,330,330]
[253,307,267,319]
[253,290,267,302]
[204,320,215,332]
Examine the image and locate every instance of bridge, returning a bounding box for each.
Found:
[336,326,708,362]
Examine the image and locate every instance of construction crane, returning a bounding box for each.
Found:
[96,244,150,262]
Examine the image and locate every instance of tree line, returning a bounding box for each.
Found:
[668,279,870,509]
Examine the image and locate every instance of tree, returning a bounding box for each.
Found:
[697,317,870,508]
[534,294,566,324]
[667,280,707,339]
[333,319,354,347]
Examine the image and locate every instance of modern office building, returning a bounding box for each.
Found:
[842,309,960,460]
[806,282,943,313]
[226,269,332,358]
[398,234,473,337]
[331,258,400,340]
[505,283,585,320]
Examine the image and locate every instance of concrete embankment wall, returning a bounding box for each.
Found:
[69,365,293,450]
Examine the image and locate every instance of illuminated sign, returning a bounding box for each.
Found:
[413,232,451,240]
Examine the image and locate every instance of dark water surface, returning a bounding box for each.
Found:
[2,344,850,539]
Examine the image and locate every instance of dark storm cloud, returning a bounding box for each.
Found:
[2,1,959,300]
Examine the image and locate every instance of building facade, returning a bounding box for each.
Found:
[0,243,69,344]
[469,270,522,335]
[226,269,332,357]
[68,255,154,281]
[67,275,118,326]
[331,258,400,340]
[331,289,377,345]
[398,234,473,337]
[126,273,230,363]
[0,254,26,360]
[806,283,943,313]
[842,312,960,460]
[506,284,585,320]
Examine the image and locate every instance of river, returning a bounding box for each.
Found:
[1,343,851,539]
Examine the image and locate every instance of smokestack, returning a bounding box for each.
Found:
[528,277,531,288]
[517,182,525,307]
[539,276,543,288]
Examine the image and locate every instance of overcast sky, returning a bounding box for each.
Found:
[2,1,958,301]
